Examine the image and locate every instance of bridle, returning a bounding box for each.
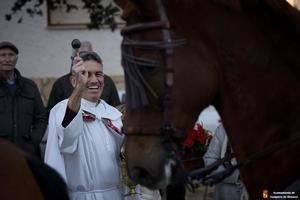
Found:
[121,0,185,138]
[120,0,215,189]
[120,0,200,187]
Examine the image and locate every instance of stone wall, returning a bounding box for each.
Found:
[32,75,124,106]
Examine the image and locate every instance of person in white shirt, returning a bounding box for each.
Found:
[203,124,248,200]
[45,51,124,200]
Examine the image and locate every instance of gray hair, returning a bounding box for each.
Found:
[79,51,102,65]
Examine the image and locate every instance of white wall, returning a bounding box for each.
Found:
[0,0,124,78]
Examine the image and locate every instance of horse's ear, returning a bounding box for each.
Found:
[213,0,242,11]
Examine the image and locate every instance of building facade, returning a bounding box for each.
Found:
[0,0,124,104]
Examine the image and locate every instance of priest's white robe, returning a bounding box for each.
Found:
[45,99,124,200]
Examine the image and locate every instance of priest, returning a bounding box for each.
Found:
[45,51,124,200]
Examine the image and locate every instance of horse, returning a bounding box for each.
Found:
[0,139,69,200]
[114,0,300,199]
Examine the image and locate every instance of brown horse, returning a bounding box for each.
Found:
[0,139,69,200]
[115,0,300,199]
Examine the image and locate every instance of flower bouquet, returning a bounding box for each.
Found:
[181,122,212,170]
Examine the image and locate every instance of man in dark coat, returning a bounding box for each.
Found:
[0,41,47,159]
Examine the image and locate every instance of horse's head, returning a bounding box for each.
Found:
[115,0,220,189]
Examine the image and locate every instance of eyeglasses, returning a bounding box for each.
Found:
[0,53,18,60]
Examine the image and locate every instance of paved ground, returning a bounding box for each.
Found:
[124,185,215,200]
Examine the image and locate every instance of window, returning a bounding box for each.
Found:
[47,0,123,29]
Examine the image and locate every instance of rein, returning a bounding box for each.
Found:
[187,132,300,189]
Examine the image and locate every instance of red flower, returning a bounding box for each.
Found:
[183,122,212,155]
[184,127,199,148]
[198,131,207,145]
[184,137,195,148]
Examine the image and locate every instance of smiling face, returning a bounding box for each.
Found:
[72,60,104,102]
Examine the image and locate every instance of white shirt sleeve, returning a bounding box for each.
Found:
[57,109,84,154]
[203,125,225,167]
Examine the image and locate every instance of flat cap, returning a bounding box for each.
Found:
[0,41,19,54]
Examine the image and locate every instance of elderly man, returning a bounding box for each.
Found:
[45,51,124,200]
[0,41,47,158]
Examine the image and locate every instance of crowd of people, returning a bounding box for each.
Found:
[0,40,248,200]
[0,40,164,200]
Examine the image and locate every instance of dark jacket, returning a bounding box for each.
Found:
[0,69,47,158]
[47,73,121,115]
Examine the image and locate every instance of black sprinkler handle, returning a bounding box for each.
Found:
[71,39,81,54]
